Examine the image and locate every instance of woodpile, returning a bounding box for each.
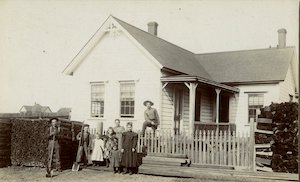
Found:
[259,102,298,173]
[11,118,82,169]
[0,119,12,168]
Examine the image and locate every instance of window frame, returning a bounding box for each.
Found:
[90,82,105,118]
[119,81,136,118]
[248,93,264,123]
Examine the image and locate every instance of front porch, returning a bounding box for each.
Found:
[160,75,239,135]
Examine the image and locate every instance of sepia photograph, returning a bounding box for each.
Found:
[0,0,299,181]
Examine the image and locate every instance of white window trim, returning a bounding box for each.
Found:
[119,80,136,119]
[90,82,106,118]
[247,92,265,123]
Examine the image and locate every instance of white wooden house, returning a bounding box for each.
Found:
[62,16,298,134]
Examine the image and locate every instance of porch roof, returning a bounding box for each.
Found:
[161,75,239,93]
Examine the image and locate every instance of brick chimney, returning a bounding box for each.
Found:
[277,28,287,48]
[147,22,158,36]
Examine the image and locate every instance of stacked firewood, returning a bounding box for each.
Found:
[260,102,298,173]
[11,118,82,169]
[0,119,11,168]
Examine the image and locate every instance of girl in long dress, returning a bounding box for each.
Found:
[104,127,116,167]
[91,133,104,166]
[120,122,138,175]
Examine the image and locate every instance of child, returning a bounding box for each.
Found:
[91,133,104,166]
[110,143,121,173]
[120,122,138,175]
[103,127,116,167]
[76,124,92,167]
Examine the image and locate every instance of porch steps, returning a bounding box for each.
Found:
[139,164,298,181]
[143,155,190,167]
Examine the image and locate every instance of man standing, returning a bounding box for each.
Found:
[76,124,92,167]
[47,118,61,175]
[141,100,160,136]
[120,122,138,175]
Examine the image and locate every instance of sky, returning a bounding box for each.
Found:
[0,0,298,113]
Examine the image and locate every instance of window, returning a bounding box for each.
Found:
[91,84,105,117]
[120,82,135,118]
[248,93,264,122]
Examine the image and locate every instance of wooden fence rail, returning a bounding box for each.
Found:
[137,130,251,169]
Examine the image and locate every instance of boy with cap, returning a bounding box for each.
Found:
[76,124,92,167]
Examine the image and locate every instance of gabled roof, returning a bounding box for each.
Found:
[195,47,295,84]
[113,17,212,80]
[20,103,52,113]
[57,107,71,114]
[63,15,295,88]
[63,16,211,80]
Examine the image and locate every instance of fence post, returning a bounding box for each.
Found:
[249,118,256,171]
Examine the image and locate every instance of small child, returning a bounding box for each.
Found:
[91,133,104,166]
[110,143,121,173]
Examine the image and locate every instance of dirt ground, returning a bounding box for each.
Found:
[0,166,295,182]
[0,166,222,182]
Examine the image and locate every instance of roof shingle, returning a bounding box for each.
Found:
[195,47,295,83]
[114,17,212,80]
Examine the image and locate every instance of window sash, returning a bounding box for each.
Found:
[91,84,105,117]
[120,83,135,118]
[248,93,264,122]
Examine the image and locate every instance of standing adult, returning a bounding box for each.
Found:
[113,119,125,150]
[47,118,61,174]
[76,124,92,167]
[120,122,138,175]
[141,100,160,136]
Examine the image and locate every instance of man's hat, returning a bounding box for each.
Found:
[143,100,154,106]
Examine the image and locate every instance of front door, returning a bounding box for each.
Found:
[174,88,183,135]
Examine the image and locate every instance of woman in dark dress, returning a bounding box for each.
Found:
[120,122,138,175]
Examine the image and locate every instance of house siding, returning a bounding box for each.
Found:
[69,31,162,131]
[229,94,238,124]
[233,84,280,133]
[279,66,296,102]
[199,88,213,123]
[182,88,190,132]
[161,85,174,130]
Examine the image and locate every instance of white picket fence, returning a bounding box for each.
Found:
[137,130,253,169]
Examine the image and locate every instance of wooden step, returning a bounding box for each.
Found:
[256,166,273,172]
[147,153,188,158]
[257,118,272,124]
[256,151,273,156]
[255,129,273,135]
[143,156,189,164]
[255,143,271,149]
[256,157,271,166]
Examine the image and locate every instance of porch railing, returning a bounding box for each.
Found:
[137,129,252,170]
[194,122,236,132]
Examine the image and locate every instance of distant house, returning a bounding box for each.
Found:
[57,107,72,115]
[19,103,52,114]
[62,16,298,133]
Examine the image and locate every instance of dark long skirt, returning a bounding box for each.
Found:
[121,149,138,168]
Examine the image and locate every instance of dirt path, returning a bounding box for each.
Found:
[0,166,205,182]
[0,166,293,182]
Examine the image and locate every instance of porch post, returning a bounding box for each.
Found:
[184,82,198,136]
[215,88,221,124]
